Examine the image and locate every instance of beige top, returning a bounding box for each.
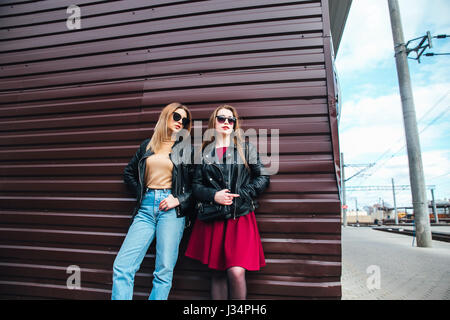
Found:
[145,140,174,189]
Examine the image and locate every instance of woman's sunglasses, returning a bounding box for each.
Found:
[172,111,190,127]
[216,115,236,126]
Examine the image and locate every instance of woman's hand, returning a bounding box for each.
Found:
[214,189,240,206]
[159,194,180,211]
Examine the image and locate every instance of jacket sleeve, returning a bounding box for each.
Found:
[192,164,217,203]
[176,146,195,211]
[177,184,191,210]
[240,142,270,199]
[123,140,146,197]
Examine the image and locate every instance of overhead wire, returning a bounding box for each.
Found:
[350,90,450,185]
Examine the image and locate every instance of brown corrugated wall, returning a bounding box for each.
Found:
[0,0,341,299]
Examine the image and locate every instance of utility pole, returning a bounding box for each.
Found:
[388,0,432,247]
[341,153,348,227]
[392,178,398,225]
[431,189,439,224]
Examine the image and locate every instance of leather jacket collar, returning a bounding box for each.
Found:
[203,140,240,165]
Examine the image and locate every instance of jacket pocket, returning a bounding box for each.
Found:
[196,201,226,222]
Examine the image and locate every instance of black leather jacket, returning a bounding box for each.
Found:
[123,137,194,224]
[193,140,270,220]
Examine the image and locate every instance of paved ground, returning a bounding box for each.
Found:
[341,226,450,300]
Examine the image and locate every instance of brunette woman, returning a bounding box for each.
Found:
[112,102,193,300]
[185,105,270,300]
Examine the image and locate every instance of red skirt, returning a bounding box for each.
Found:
[185,211,265,271]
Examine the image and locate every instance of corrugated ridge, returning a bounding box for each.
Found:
[0,0,341,299]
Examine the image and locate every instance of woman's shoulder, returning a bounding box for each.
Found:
[140,137,151,145]
[138,138,151,153]
[244,141,260,164]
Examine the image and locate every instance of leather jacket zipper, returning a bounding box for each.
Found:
[169,150,183,217]
[211,163,225,189]
[137,149,154,203]
[169,152,176,195]
[215,151,236,220]
[229,165,236,220]
[211,162,231,217]
[137,157,145,201]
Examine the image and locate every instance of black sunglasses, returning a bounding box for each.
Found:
[216,115,236,126]
[172,111,190,127]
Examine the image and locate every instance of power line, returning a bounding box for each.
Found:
[355,104,449,184]
[425,34,450,56]
[433,34,450,39]
[343,163,375,182]
[352,91,450,185]
[425,52,450,56]
[428,171,450,180]
[416,90,450,123]
[346,185,435,191]
[380,103,450,158]
[418,104,450,133]
[365,91,448,175]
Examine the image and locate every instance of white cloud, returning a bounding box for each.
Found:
[337,1,450,207]
[340,83,450,206]
[340,82,450,156]
[423,150,450,180]
[336,1,392,73]
[336,0,450,74]
[399,0,450,39]
[340,93,403,130]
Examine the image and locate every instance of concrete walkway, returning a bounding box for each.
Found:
[341,226,450,300]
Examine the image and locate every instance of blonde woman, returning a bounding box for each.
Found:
[112,102,193,300]
[185,105,270,299]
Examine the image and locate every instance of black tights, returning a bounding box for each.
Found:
[211,267,246,300]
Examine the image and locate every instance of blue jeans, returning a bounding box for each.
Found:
[111,188,185,300]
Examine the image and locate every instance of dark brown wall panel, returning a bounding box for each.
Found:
[0,0,341,299]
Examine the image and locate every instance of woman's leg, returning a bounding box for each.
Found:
[227,266,246,300]
[211,270,228,300]
[149,191,185,300]
[111,201,157,300]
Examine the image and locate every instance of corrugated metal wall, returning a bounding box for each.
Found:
[0,0,341,299]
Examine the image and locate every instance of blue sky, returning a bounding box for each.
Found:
[335,0,450,209]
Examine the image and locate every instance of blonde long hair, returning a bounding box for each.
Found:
[202,104,248,169]
[147,102,192,152]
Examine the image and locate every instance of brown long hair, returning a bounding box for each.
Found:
[147,102,192,152]
[202,104,248,169]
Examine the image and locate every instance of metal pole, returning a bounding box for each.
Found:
[392,178,398,224]
[341,153,347,227]
[387,0,432,247]
[431,189,439,224]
